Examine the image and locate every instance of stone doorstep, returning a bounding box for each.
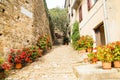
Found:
[73,62,120,80]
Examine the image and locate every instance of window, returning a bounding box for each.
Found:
[87,0,98,10]
[79,6,82,22]
[71,9,73,17]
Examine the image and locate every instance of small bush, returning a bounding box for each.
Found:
[71,21,80,49]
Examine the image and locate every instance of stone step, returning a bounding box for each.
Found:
[73,62,120,80]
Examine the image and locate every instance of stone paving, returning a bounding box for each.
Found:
[6,45,82,80]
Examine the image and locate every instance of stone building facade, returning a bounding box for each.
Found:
[0,0,52,57]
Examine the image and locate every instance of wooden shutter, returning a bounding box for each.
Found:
[79,6,82,22]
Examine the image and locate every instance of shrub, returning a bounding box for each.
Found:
[77,35,93,50]
[37,34,52,51]
[71,21,80,49]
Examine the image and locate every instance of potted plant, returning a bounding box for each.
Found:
[77,35,94,53]
[29,46,40,61]
[85,35,94,52]
[8,49,23,69]
[0,57,11,79]
[37,35,48,53]
[77,36,87,53]
[97,45,114,69]
[87,52,98,64]
[112,41,120,68]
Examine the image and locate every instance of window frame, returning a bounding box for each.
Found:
[87,0,98,11]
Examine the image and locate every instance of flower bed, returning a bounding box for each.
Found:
[8,46,43,69]
[0,34,52,78]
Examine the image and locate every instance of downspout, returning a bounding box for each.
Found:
[103,0,110,44]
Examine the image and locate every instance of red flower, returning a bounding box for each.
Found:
[8,54,12,63]
[10,49,15,53]
[15,56,21,63]
[2,62,11,71]
[25,57,30,62]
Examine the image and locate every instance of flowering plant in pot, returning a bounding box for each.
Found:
[0,57,11,79]
[87,52,98,64]
[85,35,94,52]
[77,36,87,53]
[111,41,120,68]
[96,45,114,69]
[8,49,25,69]
[37,35,48,52]
[77,35,94,53]
[28,46,40,61]
[37,34,52,53]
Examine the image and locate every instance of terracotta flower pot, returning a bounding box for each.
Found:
[84,58,88,63]
[114,61,120,68]
[15,63,22,69]
[87,48,92,53]
[78,49,86,54]
[102,62,112,69]
[91,57,98,64]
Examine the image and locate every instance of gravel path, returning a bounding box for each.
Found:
[6,45,82,80]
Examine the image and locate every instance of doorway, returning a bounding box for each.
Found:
[94,23,106,46]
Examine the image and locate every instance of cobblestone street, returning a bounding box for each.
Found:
[6,45,82,80]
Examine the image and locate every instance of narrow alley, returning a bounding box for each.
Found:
[6,45,82,80]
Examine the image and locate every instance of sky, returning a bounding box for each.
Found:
[46,0,65,9]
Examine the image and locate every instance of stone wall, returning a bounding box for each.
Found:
[0,0,52,57]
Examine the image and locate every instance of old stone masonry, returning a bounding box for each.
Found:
[0,0,52,57]
[6,45,82,80]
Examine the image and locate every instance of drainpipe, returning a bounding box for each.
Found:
[103,0,110,44]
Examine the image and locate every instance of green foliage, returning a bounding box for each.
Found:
[77,35,93,50]
[0,57,4,65]
[49,7,69,34]
[71,21,80,49]
[37,35,52,51]
[87,52,97,60]
[96,46,113,62]
[85,35,94,48]
[111,41,120,61]
[29,46,40,61]
[43,0,55,41]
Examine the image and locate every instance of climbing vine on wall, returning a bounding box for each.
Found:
[43,0,55,42]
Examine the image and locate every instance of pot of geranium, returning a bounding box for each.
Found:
[0,57,11,79]
[14,56,22,69]
[87,52,98,64]
[97,46,113,69]
[15,63,22,69]
[112,41,120,68]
